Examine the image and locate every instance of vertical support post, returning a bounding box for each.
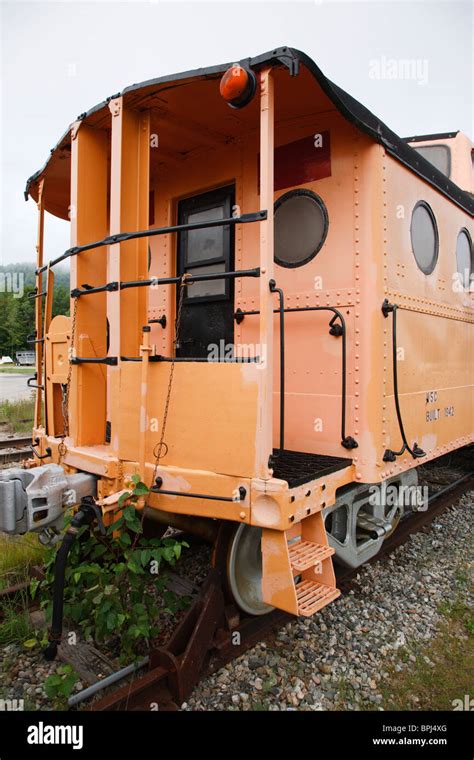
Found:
[43,267,55,336]
[69,123,109,446]
[34,179,45,432]
[257,68,275,479]
[42,265,56,434]
[139,326,151,476]
[108,98,150,454]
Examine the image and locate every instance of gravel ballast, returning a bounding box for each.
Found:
[183,492,473,711]
[0,492,472,711]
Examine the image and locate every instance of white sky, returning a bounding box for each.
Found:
[0,0,472,265]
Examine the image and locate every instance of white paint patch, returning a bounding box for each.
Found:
[420,432,437,452]
[240,362,259,386]
[139,406,147,433]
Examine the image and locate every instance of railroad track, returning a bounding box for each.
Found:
[89,466,474,712]
[0,436,33,464]
[1,453,472,711]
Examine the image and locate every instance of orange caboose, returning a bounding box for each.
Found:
[2,47,473,620]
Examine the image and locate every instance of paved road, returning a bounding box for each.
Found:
[0,373,35,402]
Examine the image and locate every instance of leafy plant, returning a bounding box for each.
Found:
[36,477,189,663]
[44,664,79,703]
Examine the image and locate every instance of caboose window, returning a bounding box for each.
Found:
[412,145,451,178]
[178,187,233,301]
[274,189,328,268]
[410,201,439,275]
[455,229,473,290]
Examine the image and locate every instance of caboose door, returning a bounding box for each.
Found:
[176,185,235,359]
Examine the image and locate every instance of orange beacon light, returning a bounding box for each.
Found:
[219,64,256,109]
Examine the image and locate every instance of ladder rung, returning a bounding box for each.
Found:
[288,539,334,572]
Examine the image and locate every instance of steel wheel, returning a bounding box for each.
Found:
[226,524,274,616]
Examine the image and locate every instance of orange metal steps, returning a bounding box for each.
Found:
[288,539,335,572]
[295,579,341,617]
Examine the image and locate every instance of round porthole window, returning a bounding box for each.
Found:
[410,201,439,275]
[455,228,473,290]
[274,189,328,268]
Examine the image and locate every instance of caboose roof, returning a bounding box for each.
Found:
[25,46,474,219]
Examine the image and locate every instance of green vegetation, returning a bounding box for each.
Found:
[0,263,70,358]
[0,398,35,433]
[0,600,33,647]
[0,534,45,589]
[0,532,43,646]
[0,367,32,374]
[44,665,80,705]
[36,477,189,662]
[379,597,473,710]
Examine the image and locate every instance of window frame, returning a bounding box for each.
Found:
[455,227,473,291]
[274,188,329,269]
[410,200,439,275]
[412,144,451,179]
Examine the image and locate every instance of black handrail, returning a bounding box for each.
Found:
[28,289,46,300]
[152,478,246,503]
[27,332,44,345]
[27,373,44,390]
[381,299,425,461]
[71,267,260,299]
[36,211,267,275]
[120,355,259,363]
[71,357,118,366]
[234,305,358,450]
[269,280,285,452]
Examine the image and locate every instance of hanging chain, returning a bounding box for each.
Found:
[58,297,78,463]
[149,273,190,491]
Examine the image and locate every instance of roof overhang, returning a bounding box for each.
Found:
[25,46,474,219]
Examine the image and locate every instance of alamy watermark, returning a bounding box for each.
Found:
[369,57,429,86]
[369,482,429,513]
[207,340,267,367]
[0,271,24,299]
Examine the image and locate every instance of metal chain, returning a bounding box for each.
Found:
[149,273,190,490]
[58,298,78,463]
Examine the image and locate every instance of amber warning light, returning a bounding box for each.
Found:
[219,64,256,109]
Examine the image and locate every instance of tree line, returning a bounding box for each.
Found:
[0,264,70,358]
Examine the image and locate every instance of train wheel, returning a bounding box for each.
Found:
[225,524,274,616]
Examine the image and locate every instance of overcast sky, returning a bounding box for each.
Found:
[0,0,472,265]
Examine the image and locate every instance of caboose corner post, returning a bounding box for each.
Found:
[108,99,150,457]
[33,178,45,432]
[257,67,275,479]
[69,123,108,446]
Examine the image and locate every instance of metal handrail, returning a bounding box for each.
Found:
[234,304,358,450]
[36,211,267,274]
[71,267,260,299]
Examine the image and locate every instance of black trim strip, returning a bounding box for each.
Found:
[403,131,459,143]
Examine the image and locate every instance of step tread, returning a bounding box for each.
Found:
[295,579,340,617]
[288,539,335,571]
